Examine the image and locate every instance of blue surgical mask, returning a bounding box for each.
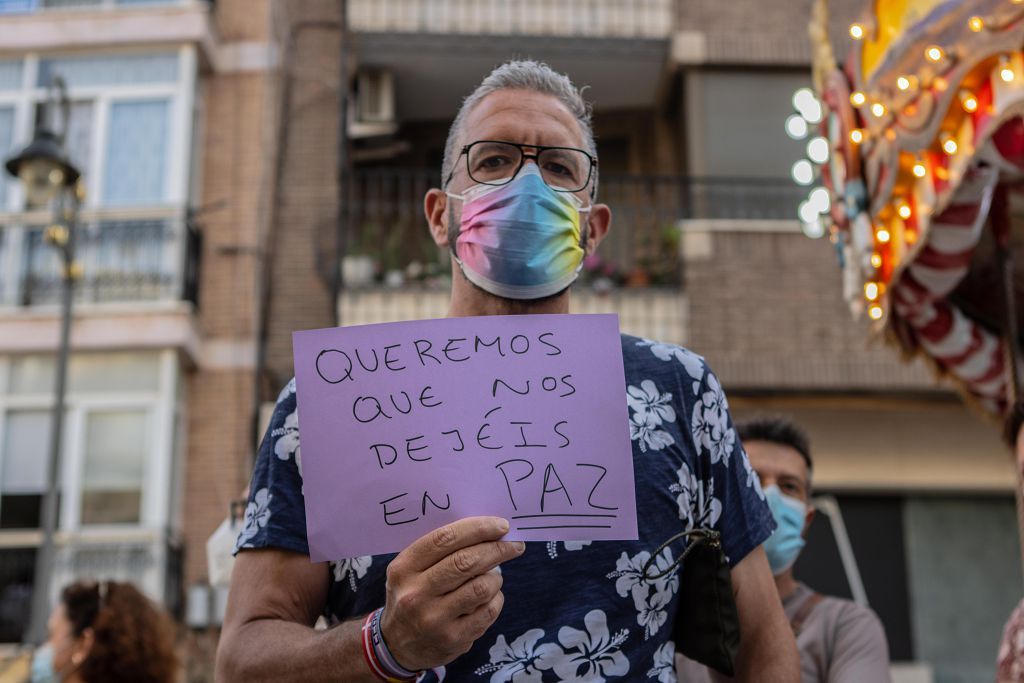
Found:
[30,644,56,683]
[762,484,807,576]
[446,163,590,300]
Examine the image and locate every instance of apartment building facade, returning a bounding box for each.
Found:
[0,1,1018,681]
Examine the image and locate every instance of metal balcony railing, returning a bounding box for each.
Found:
[341,168,804,290]
[348,0,674,39]
[0,215,200,309]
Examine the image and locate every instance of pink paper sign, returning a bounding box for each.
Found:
[292,313,637,561]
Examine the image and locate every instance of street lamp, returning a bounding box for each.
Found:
[4,75,82,645]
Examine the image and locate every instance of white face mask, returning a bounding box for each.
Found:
[445,164,590,300]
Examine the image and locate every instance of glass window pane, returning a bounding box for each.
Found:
[81,410,146,525]
[71,352,160,393]
[1,411,49,493]
[0,107,14,210]
[0,547,36,643]
[41,0,101,8]
[0,1,38,15]
[37,52,178,88]
[0,60,22,89]
[103,99,169,206]
[1,410,52,530]
[9,352,160,394]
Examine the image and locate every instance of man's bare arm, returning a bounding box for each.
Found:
[216,517,525,682]
[711,546,799,682]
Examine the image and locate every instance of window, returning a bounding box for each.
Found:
[0,410,51,529]
[103,99,170,205]
[37,52,178,88]
[81,410,146,525]
[686,70,811,178]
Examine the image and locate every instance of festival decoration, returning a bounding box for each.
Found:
[798,0,1024,416]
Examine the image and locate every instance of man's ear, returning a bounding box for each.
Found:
[424,188,450,248]
[585,202,611,255]
[72,627,95,666]
[801,505,816,538]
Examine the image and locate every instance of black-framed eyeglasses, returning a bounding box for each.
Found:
[444,140,596,193]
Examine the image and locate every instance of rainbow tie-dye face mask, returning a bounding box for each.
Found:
[446,163,590,300]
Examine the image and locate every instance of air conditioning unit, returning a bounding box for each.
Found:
[350,69,398,139]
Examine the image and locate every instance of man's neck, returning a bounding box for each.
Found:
[775,569,799,602]
[446,275,570,317]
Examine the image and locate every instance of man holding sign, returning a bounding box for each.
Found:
[217,61,797,682]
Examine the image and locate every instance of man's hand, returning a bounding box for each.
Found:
[380,516,525,671]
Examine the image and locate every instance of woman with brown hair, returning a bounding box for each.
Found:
[30,580,179,683]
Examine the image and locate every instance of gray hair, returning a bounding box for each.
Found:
[441,60,597,194]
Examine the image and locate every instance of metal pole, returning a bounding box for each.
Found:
[25,194,76,645]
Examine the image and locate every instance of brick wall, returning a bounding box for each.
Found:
[262,0,344,393]
[683,227,945,393]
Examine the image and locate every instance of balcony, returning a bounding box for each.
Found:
[341,168,803,291]
[0,211,202,358]
[338,169,802,343]
[349,0,673,39]
[0,213,199,309]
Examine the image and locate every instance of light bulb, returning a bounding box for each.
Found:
[809,187,831,213]
[849,23,865,39]
[968,16,984,32]
[1001,55,1016,82]
[925,46,945,62]
[897,76,911,91]
[913,161,927,178]
[798,200,820,224]
[785,114,809,139]
[870,253,883,269]
[876,228,891,243]
[807,137,830,164]
[897,202,912,219]
[942,134,958,155]
[871,102,887,117]
[792,159,814,185]
[850,91,867,107]
[802,219,826,239]
[865,282,880,300]
[850,129,864,144]
[868,304,884,321]
[959,90,979,113]
[793,88,823,123]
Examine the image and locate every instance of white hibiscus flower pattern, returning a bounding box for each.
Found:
[234,487,272,551]
[691,373,736,466]
[554,610,630,681]
[272,408,302,478]
[741,448,766,500]
[546,540,592,559]
[476,610,629,682]
[636,339,705,395]
[474,629,561,682]
[646,642,675,682]
[606,549,678,640]
[671,463,722,531]
[330,555,372,592]
[626,380,676,453]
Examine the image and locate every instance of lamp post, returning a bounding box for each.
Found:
[4,75,82,645]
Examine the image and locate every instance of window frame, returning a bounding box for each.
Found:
[0,349,179,538]
[0,47,197,309]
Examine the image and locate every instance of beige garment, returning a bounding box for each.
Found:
[676,582,891,682]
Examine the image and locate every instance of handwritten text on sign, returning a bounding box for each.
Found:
[292,314,637,561]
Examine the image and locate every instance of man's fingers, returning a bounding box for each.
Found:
[400,517,511,573]
[455,590,505,643]
[439,570,503,618]
[422,539,524,594]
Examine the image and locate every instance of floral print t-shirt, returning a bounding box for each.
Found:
[235,334,774,682]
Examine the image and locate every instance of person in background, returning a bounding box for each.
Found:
[998,402,1024,683]
[30,580,178,683]
[678,415,890,683]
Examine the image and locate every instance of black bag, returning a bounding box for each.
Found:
[643,527,741,676]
